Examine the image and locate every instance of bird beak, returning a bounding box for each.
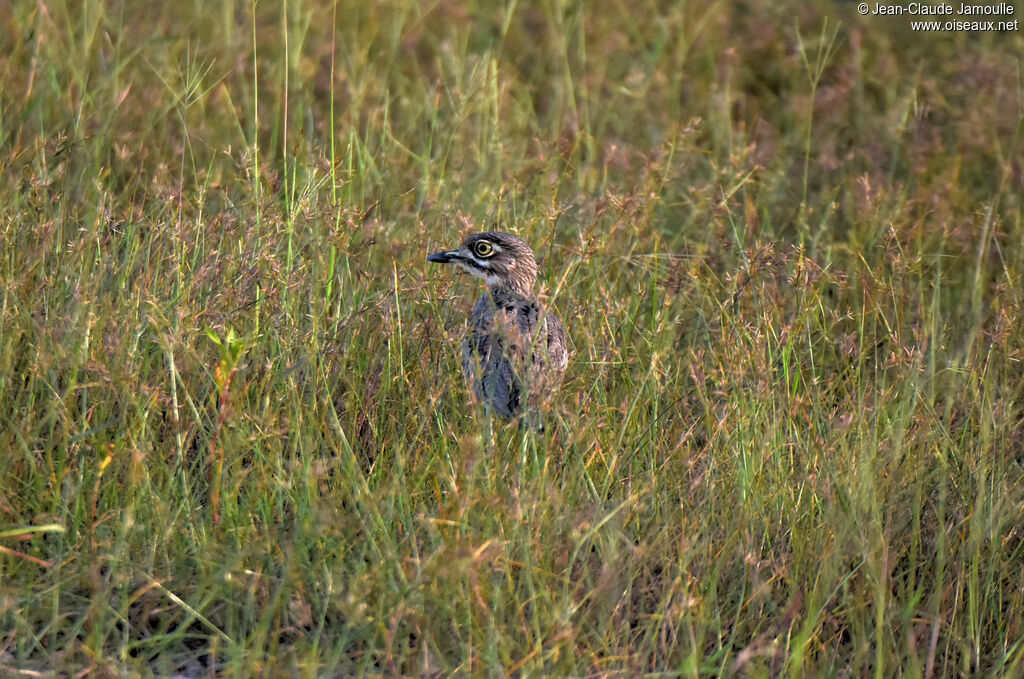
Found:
[427,249,457,263]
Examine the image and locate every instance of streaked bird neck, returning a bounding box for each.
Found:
[488,281,533,301]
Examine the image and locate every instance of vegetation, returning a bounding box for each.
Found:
[1,0,1022,676]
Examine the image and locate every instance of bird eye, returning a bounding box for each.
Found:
[473,241,494,258]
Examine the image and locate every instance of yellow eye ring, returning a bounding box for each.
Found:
[473,241,494,257]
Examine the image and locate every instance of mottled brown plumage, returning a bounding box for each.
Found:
[428,232,568,424]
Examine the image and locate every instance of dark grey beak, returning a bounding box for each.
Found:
[427,250,457,263]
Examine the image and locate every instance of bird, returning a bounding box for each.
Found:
[427,231,568,426]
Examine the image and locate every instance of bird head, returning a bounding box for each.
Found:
[427,231,538,295]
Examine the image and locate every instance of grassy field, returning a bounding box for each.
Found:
[2,0,1023,676]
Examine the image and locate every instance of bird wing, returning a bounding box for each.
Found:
[545,312,569,376]
[463,295,522,419]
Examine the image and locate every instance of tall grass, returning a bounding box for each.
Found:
[1,0,1022,676]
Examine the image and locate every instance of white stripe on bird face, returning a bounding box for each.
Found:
[456,258,493,281]
[458,262,503,288]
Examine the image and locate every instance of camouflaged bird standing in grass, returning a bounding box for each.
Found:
[428,232,568,428]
